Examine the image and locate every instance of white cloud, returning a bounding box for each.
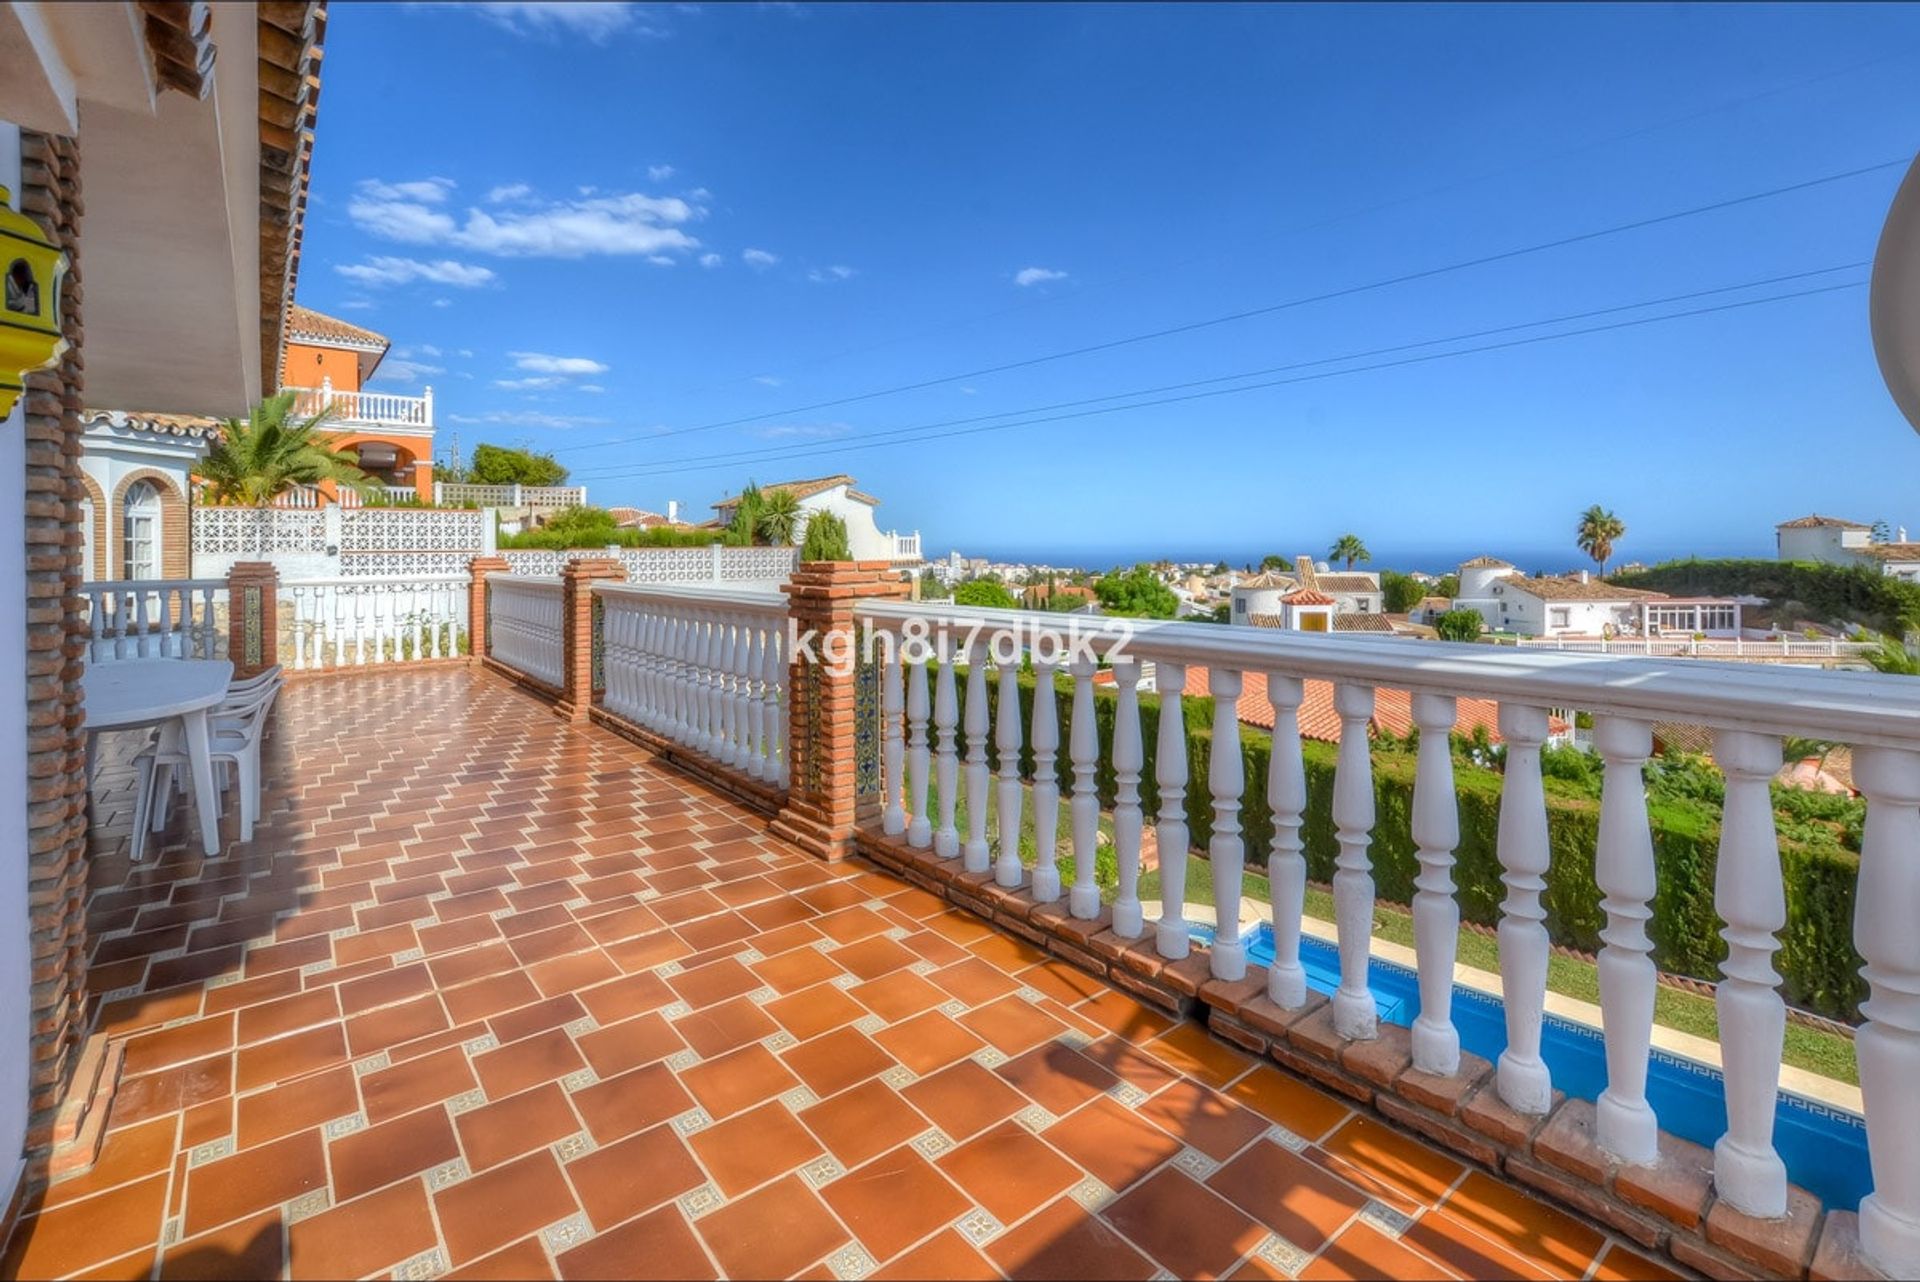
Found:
[339,299,377,311]
[578,384,606,393]
[447,409,610,430]
[372,358,443,385]
[960,386,978,395]
[510,352,609,375]
[460,3,660,41]
[742,248,779,268]
[807,264,856,283]
[648,164,676,181]
[1015,266,1068,287]
[698,252,723,269]
[350,178,703,260]
[485,183,533,203]
[493,376,566,391]
[415,344,443,357]
[432,298,453,308]
[457,349,475,358]
[755,422,852,440]
[752,375,783,387]
[334,256,497,288]
[646,254,677,267]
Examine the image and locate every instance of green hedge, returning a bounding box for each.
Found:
[1613,557,1920,633]
[966,671,1864,1020]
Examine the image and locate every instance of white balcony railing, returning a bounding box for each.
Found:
[1513,635,1877,660]
[336,486,425,509]
[854,600,1920,1276]
[596,583,789,788]
[78,580,227,661]
[286,381,433,431]
[436,482,587,511]
[484,574,566,690]
[283,576,469,670]
[886,530,922,561]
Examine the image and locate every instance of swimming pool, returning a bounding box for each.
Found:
[1191,921,1868,1210]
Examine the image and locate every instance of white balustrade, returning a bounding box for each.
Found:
[596,583,788,788]
[906,651,932,848]
[883,648,906,836]
[1030,656,1062,904]
[284,576,470,670]
[994,646,1025,889]
[485,575,566,690]
[80,581,226,662]
[849,599,1920,1275]
[286,385,432,429]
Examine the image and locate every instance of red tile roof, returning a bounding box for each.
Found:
[286,304,390,350]
[1281,589,1335,606]
[1776,514,1868,530]
[1173,667,1557,744]
[712,475,878,511]
[1332,613,1395,633]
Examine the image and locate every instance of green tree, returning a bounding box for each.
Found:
[1259,554,1292,573]
[1864,634,1920,675]
[535,505,620,545]
[470,443,569,487]
[197,391,372,506]
[1434,609,1484,642]
[799,510,851,561]
[1576,505,1626,577]
[1327,534,1370,570]
[724,483,766,547]
[756,489,804,546]
[1434,574,1460,599]
[1381,570,1423,613]
[917,570,950,600]
[1095,566,1180,618]
[953,578,1017,609]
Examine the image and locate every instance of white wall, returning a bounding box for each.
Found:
[1229,585,1288,622]
[1777,526,1871,565]
[0,115,35,1218]
[1498,589,1642,638]
[793,485,900,561]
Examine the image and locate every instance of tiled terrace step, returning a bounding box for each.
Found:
[47,1034,124,1184]
[853,827,1879,1282]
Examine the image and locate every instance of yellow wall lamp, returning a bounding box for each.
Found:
[0,184,70,421]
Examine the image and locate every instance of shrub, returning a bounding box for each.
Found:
[1614,558,1920,634]
[800,511,852,561]
[1434,609,1483,642]
[953,578,1018,609]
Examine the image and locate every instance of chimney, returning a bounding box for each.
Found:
[667,499,679,524]
[1578,570,1590,584]
[1902,526,1909,543]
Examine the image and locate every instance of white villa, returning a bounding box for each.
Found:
[1450,555,1743,639]
[1228,555,1383,622]
[711,473,922,565]
[1776,513,1920,582]
[76,409,215,582]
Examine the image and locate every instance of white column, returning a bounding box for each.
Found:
[1209,667,1247,981]
[1154,660,1190,961]
[882,646,907,835]
[963,641,991,874]
[1265,674,1309,1009]
[994,647,1025,889]
[906,650,931,847]
[1030,657,1062,903]
[1331,683,1379,1040]
[714,617,738,767]
[1410,692,1461,1076]
[1711,729,1788,1219]
[1495,703,1554,1114]
[1111,660,1147,939]
[933,636,960,859]
[1851,746,1920,1279]
[1067,658,1100,920]
[1593,715,1660,1166]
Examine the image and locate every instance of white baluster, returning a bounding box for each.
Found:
[715,617,737,765]
[1266,674,1309,1008]
[737,618,759,773]
[933,637,960,859]
[1331,682,1379,1040]
[963,641,991,874]
[994,644,1025,889]
[766,623,787,788]
[1067,658,1100,920]
[1111,660,1147,939]
[1410,693,1461,1075]
[906,647,932,847]
[883,644,907,836]
[742,623,766,779]
[1030,655,1062,903]
[1209,667,1246,981]
[1593,715,1660,1165]
[1495,703,1554,1114]
[1850,747,1920,1279]
[1711,729,1788,1218]
[1154,660,1190,960]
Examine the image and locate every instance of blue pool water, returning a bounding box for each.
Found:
[1195,922,1869,1210]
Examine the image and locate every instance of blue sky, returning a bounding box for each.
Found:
[300,2,1920,571]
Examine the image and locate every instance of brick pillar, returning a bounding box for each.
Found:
[771,561,911,861]
[556,558,624,722]
[467,555,509,663]
[224,563,279,680]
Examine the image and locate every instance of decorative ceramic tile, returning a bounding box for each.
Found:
[779,1085,819,1110]
[284,1189,330,1224]
[1068,1177,1116,1212]
[908,960,938,975]
[677,1182,723,1220]
[204,971,241,989]
[910,1128,955,1159]
[830,973,860,990]
[555,1131,596,1161]
[563,1015,598,1037]
[448,1089,486,1115]
[955,1208,1005,1247]
[1173,1147,1221,1180]
[653,959,685,978]
[324,1112,367,1139]
[665,1049,701,1072]
[1016,986,1047,1003]
[1013,1104,1057,1133]
[1055,1029,1094,1052]
[1150,1270,1180,1282]
[969,1047,1008,1069]
[827,1243,878,1281]
[1360,1200,1415,1237]
[188,1137,234,1168]
[1254,1234,1312,1277]
[852,1014,886,1035]
[939,999,968,1018]
[392,1247,451,1281]
[561,1068,599,1092]
[354,1051,392,1076]
[637,888,662,902]
[298,961,332,978]
[748,986,779,1006]
[426,1158,469,1190]
[1265,1124,1307,1153]
[462,1033,499,1055]
[394,947,425,963]
[760,1030,798,1052]
[160,1217,181,1248]
[489,907,515,920]
[883,926,911,941]
[880,1065,918,1088]
[672,1108,713,1136]
[1107,1082,1149,1107]
[542,1212,592,1254]
[661,1000,692,1020]
[810,937,837,953]
[800,1155,845,1188]
[734,946,764,963]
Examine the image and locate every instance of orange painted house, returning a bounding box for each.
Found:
[278,305,436,501]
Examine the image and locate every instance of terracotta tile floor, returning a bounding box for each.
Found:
[3,668,1683,1280]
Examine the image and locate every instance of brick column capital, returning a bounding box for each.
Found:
[466,555,510,665]
[772,561,912,861]
[556,559,625,722]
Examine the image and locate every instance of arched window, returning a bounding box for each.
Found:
[122,481,161,580]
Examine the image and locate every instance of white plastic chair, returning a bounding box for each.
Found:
[130,679,279,856]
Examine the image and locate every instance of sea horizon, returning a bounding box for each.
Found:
[931,543,1778,577]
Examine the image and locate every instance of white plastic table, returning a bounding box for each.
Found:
[83,657,234,856]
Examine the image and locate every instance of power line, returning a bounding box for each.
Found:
[583,278,1863,483]
[556,156,1906,457]
[574,263,1866,481]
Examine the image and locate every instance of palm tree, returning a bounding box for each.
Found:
[197,391,373,505]
[1327,534,1369,570]
[1865,634,1920,675]
[756,489,804,546]
[1576,505,1626,577]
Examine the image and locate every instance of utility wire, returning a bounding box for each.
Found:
[574,263,1867,481]
[582,279,1863,483]
[556,157,1906,456]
